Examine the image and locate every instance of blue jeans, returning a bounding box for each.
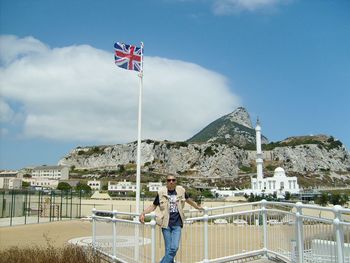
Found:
[160,226,182,263]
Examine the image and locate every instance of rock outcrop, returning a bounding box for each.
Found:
[59,138,350,178]
[59,141,250,177]
[187,107,268,147]
[58,108,350,179]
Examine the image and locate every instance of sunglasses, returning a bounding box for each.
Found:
[167,179,176,182]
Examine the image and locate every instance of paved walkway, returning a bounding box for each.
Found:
[227,258,278,263]
[250,259,277,262]
[0,215,73,227]
[217,256,281,262]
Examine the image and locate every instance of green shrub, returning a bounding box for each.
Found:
[204,146,215,157]
[57,182,72,191]
[239,165,253,173]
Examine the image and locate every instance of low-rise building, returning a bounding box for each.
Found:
[32,165,69,180]
[147,182,162,192]
[23,178,59,189]
[87,180,101,191]
[108,180,136,195]
[0,170,18,178]
[211,188,236,198]
[0,170,22,189]
[0,178,22,189]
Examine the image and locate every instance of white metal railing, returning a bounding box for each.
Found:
[90,200,350,263]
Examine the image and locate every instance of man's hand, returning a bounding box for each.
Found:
[186,198,205,212]
[139,213,145,223]
[139,204,156,224]
[197,206,205,212]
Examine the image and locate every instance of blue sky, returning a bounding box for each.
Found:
[0,0,349,170]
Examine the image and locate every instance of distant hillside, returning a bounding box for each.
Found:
[59,107,350,185]
[187,107,268,147]
[263,135,343,150]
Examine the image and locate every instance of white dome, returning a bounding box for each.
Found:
[274,167,286,177]
[274,167,285,173]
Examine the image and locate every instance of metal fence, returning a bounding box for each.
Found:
[90,200,350,263]
[0,189,83,226]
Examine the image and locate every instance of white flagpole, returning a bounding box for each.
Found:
[134,42,144,262]
[135,42,144,214]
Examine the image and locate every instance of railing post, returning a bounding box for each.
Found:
[112,210,117,261]
[261,199,268,257]
[203,207,209,263]
[333,205,344,263]
[92,208,96,250]
[150,212,156,263]
[295,202,304,263]
[134,216,140,262]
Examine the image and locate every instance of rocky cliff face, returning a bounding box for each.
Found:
[59,141,250,177]
[59,139,350,178]
[225,107,253,128]
[58,107,350,179]
[187,107,268,147]
[271,144,350,173]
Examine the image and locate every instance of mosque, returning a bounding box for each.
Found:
[211,120,300,199]
[250,120,300,197]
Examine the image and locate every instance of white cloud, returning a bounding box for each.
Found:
[0,99,15,122]
[213,0,291,15]
[0,35,49,65]
[0,35,240,144]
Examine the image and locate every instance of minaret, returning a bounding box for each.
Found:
[255,118,264,182]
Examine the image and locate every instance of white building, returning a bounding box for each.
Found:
[0,178,22,189]
[147,182,162,192]
[251,167,300,196]
[211,189,236,198]
[108,180,136,195]
[87,180,102,191]
[0,170,18,178]
[0,170,22,189]
[250,120,299,197]
[32,165,69,180]
[24,178,59,189]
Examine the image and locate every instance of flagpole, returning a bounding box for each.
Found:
[135,42,144,214]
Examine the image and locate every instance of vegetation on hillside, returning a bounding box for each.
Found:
[261,136,343,151]
[187,117,256,143]
[76,146,107,156]
[243,136,343,151]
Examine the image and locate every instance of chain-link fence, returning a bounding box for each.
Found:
[0,189,83,226]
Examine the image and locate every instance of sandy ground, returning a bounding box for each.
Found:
[0,218,268,262]
[0,219,91,250]
[1,199,348,262]
[0,199,252,253]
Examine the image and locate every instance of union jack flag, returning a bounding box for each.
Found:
[114,42,143,72]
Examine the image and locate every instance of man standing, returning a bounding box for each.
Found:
[139,175,203,263]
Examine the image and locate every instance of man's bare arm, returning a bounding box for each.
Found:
[139,204,157,223]
[186,198,204,211]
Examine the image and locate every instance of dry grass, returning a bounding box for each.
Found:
[0,245,102,263]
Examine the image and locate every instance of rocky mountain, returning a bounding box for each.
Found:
[187,107,268,147]
[58,108,350,181]
[262,135,350,174]
[59,141,249,177]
